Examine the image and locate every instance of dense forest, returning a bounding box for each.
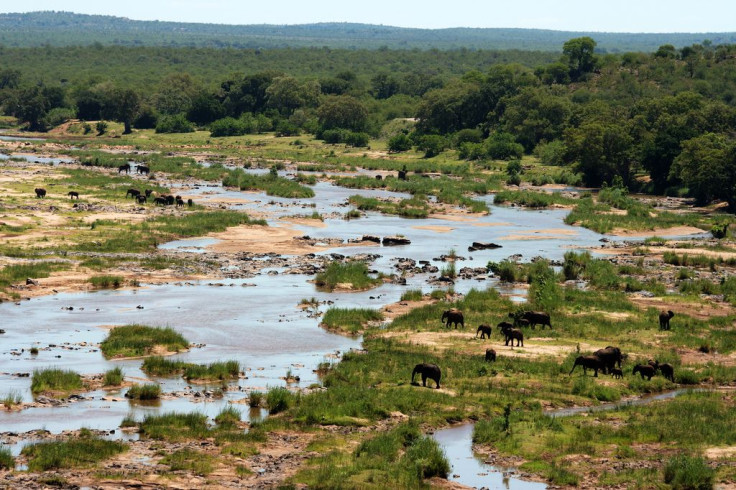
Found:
[1,11,735,52]
[2,35,736,208]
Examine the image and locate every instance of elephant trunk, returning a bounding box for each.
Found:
[569,362,577,375]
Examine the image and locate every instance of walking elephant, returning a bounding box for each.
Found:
[649,360,675,382]
[34,188,46,198]
[441,309,464,329]
[485,349,496,362]
[569,355,604,377]
[659,310,675,330]
[67,191,79,199]
[521,311,552,329]
[411,363,441,389]
[476,324,492,339]
[499,324,523,347]
[633,364,656,380]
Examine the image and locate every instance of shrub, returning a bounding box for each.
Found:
[155,114,195,134]
[344,131,370,147]
[215,406,241,427]
[486,132,524,160]
[663,455,714,489]
[0,447,13,470]
[95,121,107,135]
[88,275,123,289]
[400,289,423,301]
[534,139,566,165]
[248,391,264,407]
[388,133,412,152]
[417,135,447,158]
[314,261,382,292]
[209,117,248,137]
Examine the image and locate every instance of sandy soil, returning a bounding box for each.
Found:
[629,295,735,320]
[499,228,579,241]
[607,225,705,237]
[207,223,330,255]
[411,225,455,233]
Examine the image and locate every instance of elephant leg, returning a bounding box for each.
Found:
[422,374,427,387]
[594,368,598,377]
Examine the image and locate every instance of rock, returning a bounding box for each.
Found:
[382,236,411,246]
[361,235,381,243]
[468,241,502,251]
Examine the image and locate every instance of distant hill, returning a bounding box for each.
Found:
[1,11,734,52]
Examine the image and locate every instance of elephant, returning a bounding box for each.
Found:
[34,187,46,198]
[398,166,408,181]
[441,309,464,329]
[136,195,147,204]
[610,368,623,379]
[507,312,530,328]
[411,363,441,389]
[485,349,496,362]
[153,196,168,206]
[187,199,194,207]
[165,195,176,206]
[569,355,604,377]
[145,189,153,198]
[594,346,624,374]
[521,311,552,330]
[136,165,150,175]
[176,197,185,207]
[126,188,141,199]
[633,364,655,380]
[496,321,514,331]
[67,191,79,199]
[118,163,131,174]
[649,360,675,382]
[499,325,523,347]
[476,324,492,339]
[659,310,675,330]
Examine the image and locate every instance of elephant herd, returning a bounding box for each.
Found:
[34,187,79,199]
[413,308,680,390]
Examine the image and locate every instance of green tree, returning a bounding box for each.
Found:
[562,37,598,81]
[317,95,368,132]
[671,133,736,209]
[388,133,412,153]
[265,76,320,115]
[565,121,633,187]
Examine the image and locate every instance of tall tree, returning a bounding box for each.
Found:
[562,37,598,81]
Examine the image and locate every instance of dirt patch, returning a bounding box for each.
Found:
[629,296,735,320]
[207,223,332,255]
[381,299,435,321]
[411,225,455,233]
[280,217,327,228]
[705,446,736,459]
[608,225,705,237]
[499,228,579,241]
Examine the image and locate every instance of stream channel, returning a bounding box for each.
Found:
[0,171,708,485]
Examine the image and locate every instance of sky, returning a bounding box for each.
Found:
[6,0,736,33]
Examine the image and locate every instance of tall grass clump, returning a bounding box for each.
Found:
[125,384,161,400]
[222,168,314,198]
[21,433,127,471]
[0,447,13,469]
[183,360,240,382]
[139,412,209,441]
[488,259,524,283]
[100,325,189,358]
[88,275,124,289]
[663,455,714,489]
[31,368,83,395]
[400,289,423,301]
[315,261,382,292]
[2,390,23,409]
[266,387,296,414]
[214,406,241,428]
[161,449,215,476]
[103,367,124,386]
[321,308,384,335]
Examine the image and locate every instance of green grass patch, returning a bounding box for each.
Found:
[142,356,240,382]
[493,190,577,208]
[161,449,216,476]
[125,384,161,400]
[139,412,210,441]
[100,325,189,359]
[223,168,314,198]
[31,368,83,396]
[321,308,384,335]
[400,289,423,301]
[21,432,127,471]
[348,194,430,218]
[103,367,124,386]
[315,261,383,292]
[0,448,13,470]
[88,275,124,289]
[2,390,23,409]
[0,262,66,292]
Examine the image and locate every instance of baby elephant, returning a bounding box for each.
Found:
[68,191,79,199]
[610,368,623,379]
[476,324,492,339]
[34,187,46,198]
[485,348,496,362]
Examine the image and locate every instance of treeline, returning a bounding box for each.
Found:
[3,37,736,208]
[2,11,734,51]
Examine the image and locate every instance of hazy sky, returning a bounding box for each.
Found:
[6,0,736,32]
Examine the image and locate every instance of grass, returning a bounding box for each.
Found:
[494,189,578,208]
[139,412,210,442]
[400,289,423,301]
[321,307,384,335]
[31,368,83,396]
[348,194,430,218]
[125,384,162,400]
[222,168,314,198]
[2,390,23,409]
[21,432,127,471]
[267,387,296,414]
[0,447,13,470]
[161,449,215,476]
[100,325,189,358]
[88,275,124,289]
[314,261,383,292]
[214,406,241,428]
[103,367,124,386]
[141,356,240,382]
[0,262,66,293]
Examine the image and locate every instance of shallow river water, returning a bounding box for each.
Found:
[0,175,705,484]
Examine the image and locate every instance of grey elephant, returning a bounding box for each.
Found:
[441,309,464,329]
[411,363,441,389]
[659,310,675,330]
[476,324,492,339]
[569,355,604,377]
[594,346,624,374]
[633,364,655,380]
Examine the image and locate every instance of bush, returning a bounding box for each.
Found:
[417,135,447,158]
[534,139,566,165]
[388,133,412,152]
[486,132,524,160]
[711,222,729,239]
[209,117,248,137]
[663,455,714,489]
[155,114,195,134]
[344,131,370,147]
[95,121,107,135]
